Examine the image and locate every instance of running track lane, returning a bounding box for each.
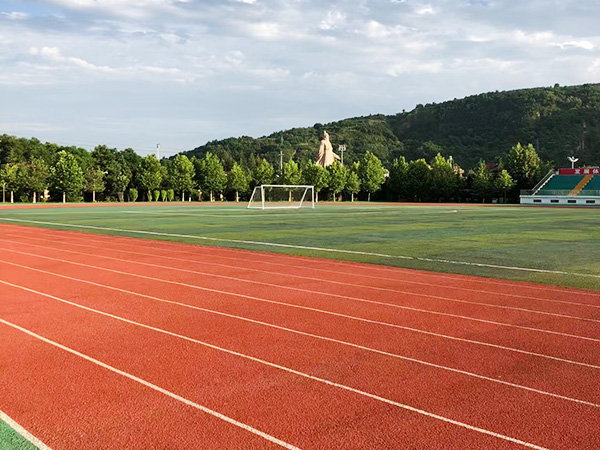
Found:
[1,283,543,449]
[0,225,599,448]
[0,246,599,404]
[3,222,599,303]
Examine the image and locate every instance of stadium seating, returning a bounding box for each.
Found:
[522,171,600,205]
[580,176,600,194]
[536,175,583,195]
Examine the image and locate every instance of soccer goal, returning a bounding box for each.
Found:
[247,185,315,209]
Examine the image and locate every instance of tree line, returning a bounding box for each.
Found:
[0,133,549,204]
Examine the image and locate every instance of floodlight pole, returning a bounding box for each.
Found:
[156,143,160,159]
[567,156,578,169]
[338,145,346,165]
[280,150,283,172]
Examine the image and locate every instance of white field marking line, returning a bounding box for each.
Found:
[120,210,460,218]
[12,230,599,312]
[33,225,599,302]
[0,218,412,260]
[0,317,300,450]
[1,250,597,371]
[2,261,598,409]
[2,217,599,280]
[0,410,53,450]
[0,288,553,450]
[2,237,597,325]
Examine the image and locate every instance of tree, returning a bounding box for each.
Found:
[84,166,105,202]
[14,158,49,203]
[327,161,347,201]
[51,150,85,202]
[282,160,301,185]
[429,153,457,202]
[251,159,275,188]
[494,169,514,203]
[388,156,409,201]
[504,143,541,189]
[139,155,164,201]
[1,163,19,203]
[345,169,360,202]
[195,152,227,202]
[169,154,195,201]
[90,145,118,198]
[358,151,386,201]
[302,162,328,202]
[282,160,302,201]
[406,159,430,202]
[227,163,249,202]
[109,164,131,202]
[472,160,493,203]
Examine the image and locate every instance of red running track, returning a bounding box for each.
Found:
[0,223,599,449]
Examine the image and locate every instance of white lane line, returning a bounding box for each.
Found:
[0,410,53,450]
[7,229,599,311]
[0,250,597,370]
[0,318,300,450]
[0,287,551,450]
[1,237,597,325]
[1,262,598,408]
[23,224,598,302]
[2,217,599,279]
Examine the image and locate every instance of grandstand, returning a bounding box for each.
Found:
[520,168,600,206]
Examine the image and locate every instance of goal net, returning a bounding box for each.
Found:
[247,185,315,209]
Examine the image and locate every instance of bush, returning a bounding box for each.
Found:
[167,189,174,201]
[128,188,138,202]
[153,190,160,201]
[161,190,167,201]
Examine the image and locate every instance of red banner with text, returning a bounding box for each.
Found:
[558,168,600,175]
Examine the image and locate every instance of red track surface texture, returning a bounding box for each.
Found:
[0,223,599,449]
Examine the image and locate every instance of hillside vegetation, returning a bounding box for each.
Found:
[186,83,600,169]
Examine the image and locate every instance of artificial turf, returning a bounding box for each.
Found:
[0,202,598,290]
[0,420,39,450]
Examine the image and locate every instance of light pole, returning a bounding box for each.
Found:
[338,145,346,166]
[567,156,578,169]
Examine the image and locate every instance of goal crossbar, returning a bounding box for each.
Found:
[247,185,315,209]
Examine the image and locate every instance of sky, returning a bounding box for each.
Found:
[1,0,599,157]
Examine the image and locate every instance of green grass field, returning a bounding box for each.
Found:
[0,202,599,290]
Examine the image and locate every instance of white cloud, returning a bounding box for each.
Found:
[555,40,595,51]
[589,59,600,75]
[319,9,346,31]
[414,4,435,15]
[1,11,28,20]
[244,22,281,40]
[2,0,600,152]
[29,46,116,73]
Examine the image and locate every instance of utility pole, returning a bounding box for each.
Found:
[338,145,346,166]
[156,143,160,159]
[280,149,283,172]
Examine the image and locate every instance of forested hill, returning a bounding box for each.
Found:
[185,83,600,169]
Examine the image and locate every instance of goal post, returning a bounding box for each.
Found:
[247,185,315,209]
